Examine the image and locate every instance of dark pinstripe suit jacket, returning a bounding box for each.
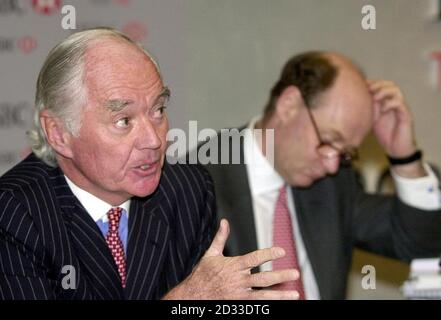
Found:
[0,154,216,300]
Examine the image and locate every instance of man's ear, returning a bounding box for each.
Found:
[40,110,74,159]
[274,86,304,124]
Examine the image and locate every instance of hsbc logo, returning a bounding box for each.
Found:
[17,36,37,53]
[0,0,64,16]
[31,0,61,15]
[0,36,37,54]
[0,102,32,128]
[0,37,14,52]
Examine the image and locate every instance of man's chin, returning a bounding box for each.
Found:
[129,171,162,197]
[292,175,316,188]
[297,181,314,188]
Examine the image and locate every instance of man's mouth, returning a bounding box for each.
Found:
[132,159,161,176]
[138,164,154,170]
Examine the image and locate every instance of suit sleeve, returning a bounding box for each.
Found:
[347,168,441,262]
[186,166,217,271]
[0,191,56,300]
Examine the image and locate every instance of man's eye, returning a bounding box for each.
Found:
[115,117,130,128]
[152,106,167,119]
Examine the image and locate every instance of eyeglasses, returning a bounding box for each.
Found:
[305,106,359,166]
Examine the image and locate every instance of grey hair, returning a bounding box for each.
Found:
[28,27,162,167]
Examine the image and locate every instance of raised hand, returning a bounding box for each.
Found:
[368,80,426,178]
[163,219,301,300]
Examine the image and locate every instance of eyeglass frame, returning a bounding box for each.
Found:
[304,105,359,166]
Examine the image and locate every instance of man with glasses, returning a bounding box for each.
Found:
[203,51,441,299]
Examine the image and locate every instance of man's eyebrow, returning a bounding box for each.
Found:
[104,99,134,112]
[157,86,171,101]
[103,87,170,112]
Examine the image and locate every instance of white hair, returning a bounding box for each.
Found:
[28,27,161,167]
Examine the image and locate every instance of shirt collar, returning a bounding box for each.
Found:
[64,175,131,222]
[244,116,285,196]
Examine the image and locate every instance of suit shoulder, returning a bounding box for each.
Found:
[162,162,212,192]
[157,163,216,230]
[0,156,51,237]
[0,154,55,201]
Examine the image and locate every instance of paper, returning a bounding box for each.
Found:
[402,257,441,299]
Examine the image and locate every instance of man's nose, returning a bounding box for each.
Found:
[135,119,162,150]
[317,145,340,174]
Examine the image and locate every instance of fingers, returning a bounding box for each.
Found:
[204,219,230,257]
[373,97,411,125]
[367,79,396,91]
[249,289,301,300]
[248,269,300,288]
[368,79,410,121]
[378,97,402,113]
[238,247,285,270]
[372,100,381,122]
[372,86,403,102]
[368,80,404,101]
[186,241,303,300]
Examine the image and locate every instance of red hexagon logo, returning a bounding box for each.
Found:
[17,36,37,54]
[31,0,62,15]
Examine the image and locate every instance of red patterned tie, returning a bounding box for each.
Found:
[106,207,126,288]
[272,186,305,299]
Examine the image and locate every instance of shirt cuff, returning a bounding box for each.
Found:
[391,163,441,210]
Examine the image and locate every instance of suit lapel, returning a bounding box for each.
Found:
[210,135,258,257]
[223,162,258,256]
[292,181,338,300]
[125,188,171,300]
[52,170,124,299]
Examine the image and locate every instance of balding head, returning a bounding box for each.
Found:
[263,51,374,187]
[313,52,374,146]
[263,51,367,118]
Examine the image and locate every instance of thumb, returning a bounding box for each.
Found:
[204,219,230,257]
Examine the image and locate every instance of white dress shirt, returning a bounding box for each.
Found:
[243,116,441,300]
[64,175,130,226]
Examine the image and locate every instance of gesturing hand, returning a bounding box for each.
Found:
[164,219,301,300]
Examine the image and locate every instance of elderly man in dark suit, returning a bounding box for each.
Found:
[203,51,441,299]
[0,28,298,300]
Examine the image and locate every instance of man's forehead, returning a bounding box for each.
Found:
[85,57,156,83]
[314,77,373,145]
[84,42,163,103]
[86,38,146,60]
[84,39,158,80]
